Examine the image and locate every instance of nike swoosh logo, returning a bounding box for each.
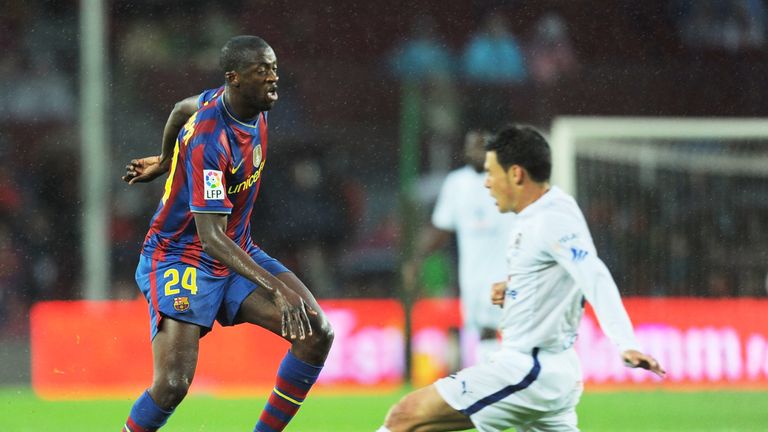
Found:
[230,159,244,174]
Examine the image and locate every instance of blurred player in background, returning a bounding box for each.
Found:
[404,130,512,365]
[121,35,333,432]
[380,125,664,432]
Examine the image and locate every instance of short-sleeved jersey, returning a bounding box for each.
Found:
[500,186,640,354]
[141,86,269,276]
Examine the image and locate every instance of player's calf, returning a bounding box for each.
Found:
[123,318,200,431]
[254,349,324,432]
[122,364,195,431]
[254,318,333,432]
[123,390,174,432]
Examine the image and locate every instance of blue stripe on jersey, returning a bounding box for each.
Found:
[460,347,541,416]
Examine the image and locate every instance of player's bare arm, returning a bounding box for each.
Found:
[193,212,315,340]
[122,94,200,184]
[622,349,666,378]
[491,281,506,307]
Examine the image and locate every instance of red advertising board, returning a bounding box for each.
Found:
[30,299,404,399]
[578,298,768,389]
[30,298,768,399]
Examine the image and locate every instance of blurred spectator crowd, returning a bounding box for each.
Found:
[1,0,768,336]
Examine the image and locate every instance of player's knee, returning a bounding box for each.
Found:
[310,316,334,353]
[152,373,193,408]
[321,318,334,345]
[384,393,424,431]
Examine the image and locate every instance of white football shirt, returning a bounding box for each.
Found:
[500,186,640,354]
[432,165,514,329]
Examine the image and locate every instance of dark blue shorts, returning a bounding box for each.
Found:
[135,246,290,339]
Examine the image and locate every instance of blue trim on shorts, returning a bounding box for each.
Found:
[460,347,541,416]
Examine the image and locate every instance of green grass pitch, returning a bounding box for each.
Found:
[2,387,767,431]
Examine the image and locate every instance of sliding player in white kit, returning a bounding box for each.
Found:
[378,125,665,432]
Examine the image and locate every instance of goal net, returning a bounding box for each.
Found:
[550,117,768,297]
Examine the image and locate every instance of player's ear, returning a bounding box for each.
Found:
[510,165,525,185]
[225,70,240,87]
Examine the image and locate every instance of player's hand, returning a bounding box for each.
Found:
[122,155,170,184]
[622,349,666,378]
[273,287,317,340]
[491,281,506,307]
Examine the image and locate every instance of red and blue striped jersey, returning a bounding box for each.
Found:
[141,87,269,276]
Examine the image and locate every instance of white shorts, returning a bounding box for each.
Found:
[434,348,583,432]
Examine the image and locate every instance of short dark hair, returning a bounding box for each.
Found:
[220,35,271,73]
[485,125,551,182]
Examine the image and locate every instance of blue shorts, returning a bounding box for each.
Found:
[135,246,290,340]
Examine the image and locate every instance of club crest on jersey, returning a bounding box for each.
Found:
[173,296,190,312]
[253,144,262,168]
[203,169,225,200]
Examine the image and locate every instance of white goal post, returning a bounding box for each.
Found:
[546,116,768,297]
[549,117,768,196]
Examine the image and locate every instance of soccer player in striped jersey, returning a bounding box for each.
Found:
[121,36,333,432]
[379,125,664,432]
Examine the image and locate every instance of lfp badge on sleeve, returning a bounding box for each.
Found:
[203,170,225,200]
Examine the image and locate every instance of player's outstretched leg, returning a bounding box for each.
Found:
[379,385,474,432]
[122,319,201,432]
[235,272,334,432]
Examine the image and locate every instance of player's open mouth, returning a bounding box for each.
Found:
[266,88,278,102]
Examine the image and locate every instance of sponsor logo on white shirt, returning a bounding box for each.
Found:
[570,247,588,262]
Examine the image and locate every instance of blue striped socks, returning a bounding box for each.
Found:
[254,350,323,432]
